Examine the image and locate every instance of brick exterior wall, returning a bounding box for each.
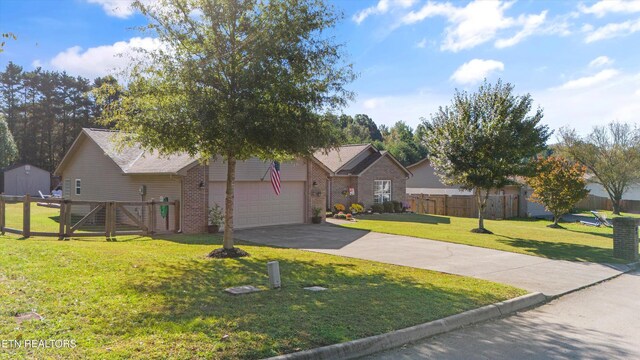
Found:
[308,160,329,222]
[329,176,358,211]
[181,165,209,234]
[357,155,407,209]
[612,217,639,261]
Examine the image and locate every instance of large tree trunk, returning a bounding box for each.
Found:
[223,155,236,250]
[477,189,486,230]
[612,196,622,215]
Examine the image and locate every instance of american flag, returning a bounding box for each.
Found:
[270,161,281,195]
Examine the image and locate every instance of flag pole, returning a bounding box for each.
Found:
[260,162,273,181]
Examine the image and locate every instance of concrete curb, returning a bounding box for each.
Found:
[265,292,547,360]
[545,260,640,300]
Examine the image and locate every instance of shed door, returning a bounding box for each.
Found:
[209,181,305,228]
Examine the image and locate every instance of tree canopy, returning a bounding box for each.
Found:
[527,156,589,227]
[0,114,18,168]
[97,0,355,254]
[558,122,640,214]
[423,79,551,233]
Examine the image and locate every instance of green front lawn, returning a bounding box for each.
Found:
[0,233,524,359]
[340,213,637,263]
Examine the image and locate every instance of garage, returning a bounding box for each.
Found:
[209,181,305,228]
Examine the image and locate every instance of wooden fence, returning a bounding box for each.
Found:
[0,195,180,239]
[408,194,519,220]
[575,194,640,213]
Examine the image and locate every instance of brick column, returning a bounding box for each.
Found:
[612,217,639,262]
[181,165,209,234]
[308,160,328,222]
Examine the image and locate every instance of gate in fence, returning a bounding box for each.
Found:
[0,195,180,239]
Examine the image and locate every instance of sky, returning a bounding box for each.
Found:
[1,0,640,137]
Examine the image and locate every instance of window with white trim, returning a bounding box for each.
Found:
[75,179,81,195]
[374,180,391,204]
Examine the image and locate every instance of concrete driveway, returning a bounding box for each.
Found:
[235,223,634,296]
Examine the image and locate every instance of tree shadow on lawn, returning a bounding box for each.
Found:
[357,213,451,224]
[123,255,514,359]
[494,235,619,264]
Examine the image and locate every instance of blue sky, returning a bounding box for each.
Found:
[1,0,640,136]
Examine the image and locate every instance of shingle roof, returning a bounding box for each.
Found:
[84,129,197,175]
[337,151,381,175]
[313,144,371,172]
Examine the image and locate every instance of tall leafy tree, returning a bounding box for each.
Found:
[558,122,640,215]
[527,156,589,227]
[96,0,354,256]
[0,114,18,168]
[423,79,551,233]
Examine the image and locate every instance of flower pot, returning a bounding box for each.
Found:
[311,216,322,224]
[208,224,220,233]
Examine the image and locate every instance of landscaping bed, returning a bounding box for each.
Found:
[339,212,638,263]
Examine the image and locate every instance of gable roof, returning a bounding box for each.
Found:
[55,128,198,176]
[1,163,49,174]
[313,144,411,177]
[407,157,430,169]
[313,144,372,173]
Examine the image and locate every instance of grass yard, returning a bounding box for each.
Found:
[339,212,639,264]
[0,232,524,359]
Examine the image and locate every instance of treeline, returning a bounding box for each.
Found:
[0,62,119,172]
[0,61,425,171]
[326,113,428,166]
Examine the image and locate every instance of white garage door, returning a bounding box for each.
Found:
[209,181,305,228]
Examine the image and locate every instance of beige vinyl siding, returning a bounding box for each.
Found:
[406,161,459,190]
[209,158,307,182]
[61,136,182,229]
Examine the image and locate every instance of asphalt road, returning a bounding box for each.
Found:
[367,270,640,360]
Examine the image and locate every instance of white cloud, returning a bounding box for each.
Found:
[579,0,640,17]
[86,0,136,18]
[553,69,620,90]
[584,18,640,42]
[535,71,640,135]
[589,55,614,68]
[400,0,550,51]
[353,0,417,24]
[450,59,504,85]
[42,37,162,79]
[495,11,547,48]
[416,38,428,48]
[348,89,449,128]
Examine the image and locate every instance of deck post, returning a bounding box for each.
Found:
[150,200,157,236]
[23,195,31,238]
[111,202,117,238]
[58,202,66,240]
[0,196,5,235]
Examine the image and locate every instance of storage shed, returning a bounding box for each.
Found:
[1,164,51,196]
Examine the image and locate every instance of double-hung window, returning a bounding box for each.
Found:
[374,180,391,204]
[75,179,81,195]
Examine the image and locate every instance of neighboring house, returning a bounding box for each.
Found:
[406,158,549,217]
[313,144,411,210]
[586,182,640,201]
[54,128,331,234]
[1,164,51,196]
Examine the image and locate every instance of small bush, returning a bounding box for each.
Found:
[383,201,394,213]
[334,203,345,212]
[334,211,347,220]
[392,201,403,213]
[371,203,384,213]
[345,213,353,220]
[325,211,334,218]
[349,203,364,214]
